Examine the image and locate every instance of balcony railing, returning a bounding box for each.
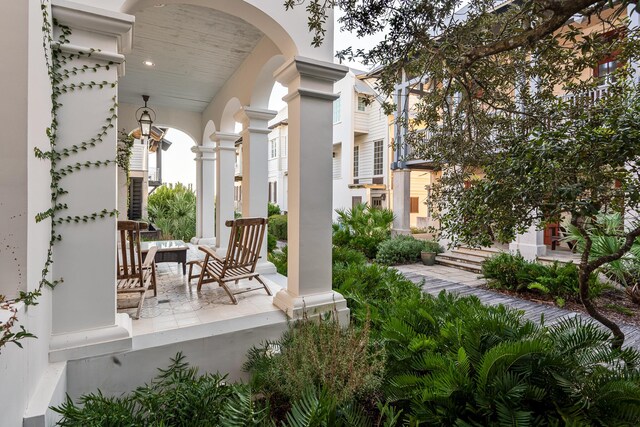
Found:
[562,83,610,105]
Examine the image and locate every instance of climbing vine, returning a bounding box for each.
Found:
[0,0,121,352]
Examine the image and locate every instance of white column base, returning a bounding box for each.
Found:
[49,313,132,362]
[273,289,349,325]
[191,237,216,246]
[509,242,547,261]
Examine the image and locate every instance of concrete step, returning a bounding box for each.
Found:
[435,257,483,273]
[438,251,486,266]
[453,246,505,258]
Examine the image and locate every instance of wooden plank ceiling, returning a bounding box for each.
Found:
[119,4,264,112]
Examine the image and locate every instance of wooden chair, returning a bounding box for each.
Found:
[187,217,271,304]
[117,220,157,319]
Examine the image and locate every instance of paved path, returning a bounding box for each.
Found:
[394,264,640,350]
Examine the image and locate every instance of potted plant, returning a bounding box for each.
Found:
[420,240,443,266]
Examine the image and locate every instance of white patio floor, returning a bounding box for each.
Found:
[118,244,287,339]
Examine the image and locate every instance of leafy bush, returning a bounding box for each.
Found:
[332,246,367,266]
[375,235,443,265]
[269,245,288,276]
[245,317,384,409]
[147,183,196,242]
[268,214,288,241]
[267,233,277,254]
[421,239,443,254]
[332,261,422,331]
[53,352,269,426]
[333,203,394,259]
[565,212,640,303]
[482,252,602,302]
[381,292,640,426]
[268,202,281,217]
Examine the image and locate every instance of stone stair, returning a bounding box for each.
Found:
[436,246,503,274]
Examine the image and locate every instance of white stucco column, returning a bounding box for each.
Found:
[48,2,134,361]
[273,57,349,321]
[392,169,411,235]
[509,225,546,261]
[235,107,277,273]
[191,143,216,245]
[213,132,238,252]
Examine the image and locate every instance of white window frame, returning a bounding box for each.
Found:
[373,140,384,176]
[269,138,278,159]
[333,97,341,124]
[353,145,359,178]
[357,96,367,112]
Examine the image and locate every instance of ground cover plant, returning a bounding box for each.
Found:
[375,235,443,266]
[146,183,196,242]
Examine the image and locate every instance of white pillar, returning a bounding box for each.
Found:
[272,57,349,321]
[49,2,134,361]
[191,143,216,245]
[236,107,277,273]
[213,132,238,252]
[509,225,546,261]
[392,169,411,235]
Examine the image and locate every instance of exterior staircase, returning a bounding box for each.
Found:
[436,246,504,274]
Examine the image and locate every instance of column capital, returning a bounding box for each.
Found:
[235,107,277,124]
[274,56,348,86]
[52,0,134,76]
[212,131,239,143]
[191,145,215,161]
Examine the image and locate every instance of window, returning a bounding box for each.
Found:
[268,182,278,203]
[333,97,341,123]
[371,196,383,208]
[352,196,362,208]
[269,139,277,159]
[357,96,367,112]
[410,197,419,213]
[373,140,384,175]
[353,146,359,178]
[596,59,618,84]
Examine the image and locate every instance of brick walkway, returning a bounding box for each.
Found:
[394,264,640,350]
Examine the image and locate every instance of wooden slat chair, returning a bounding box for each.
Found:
[187,217,271,304]
[117,220,157,319]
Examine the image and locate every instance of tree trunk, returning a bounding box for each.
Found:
[578,265,625,349]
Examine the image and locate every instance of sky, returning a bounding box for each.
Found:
[155,10,383,191]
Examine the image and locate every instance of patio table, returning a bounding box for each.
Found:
[141,240,188,275]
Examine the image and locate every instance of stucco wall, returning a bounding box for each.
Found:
[0,1,58,425]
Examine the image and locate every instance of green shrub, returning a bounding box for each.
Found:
[482,252,531,290]
[268,214,288,241]
[53,353,268,426]
[333,203,394,259]
[269,245,288,276]
[245,318,384,408]
[147,183,196,242]
[482,253,603,300]
[375,235,442,265]
[421,239,443,254]
[267,233,277,254]
[332,246,367,266]
[382,292,640,426]
[332,261,422,331]
[268,202,281,217]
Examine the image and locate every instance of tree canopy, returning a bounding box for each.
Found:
[289,0,640,346]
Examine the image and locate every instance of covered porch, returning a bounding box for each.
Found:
[0,1,349,425]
